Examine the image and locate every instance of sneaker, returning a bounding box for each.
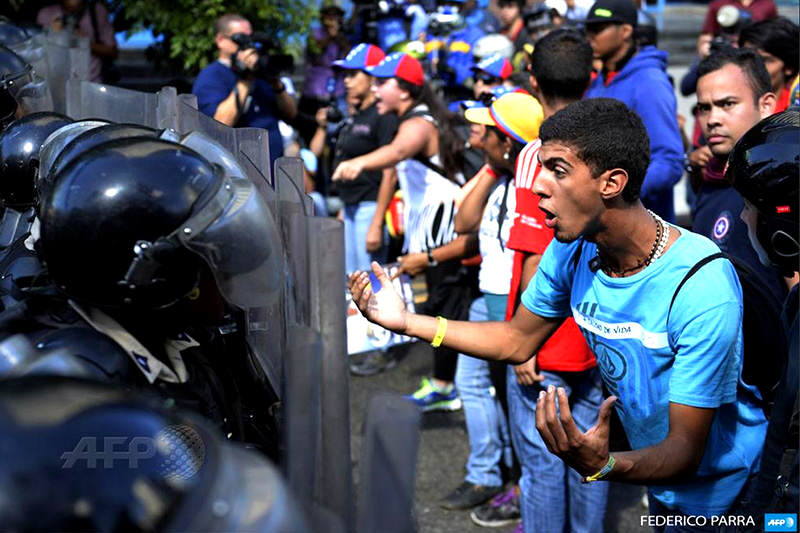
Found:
[440,481,503,510]
[470,487,521,528]
[349,349,397,377]
[405,377,462,412]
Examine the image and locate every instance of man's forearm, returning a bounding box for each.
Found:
[604,403,714,484]
[404,305,562,364]
[430,233,478,264]
[214,81,251,126]
[607,435,706,485]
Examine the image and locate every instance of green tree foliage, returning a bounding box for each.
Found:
[108,0,315,73]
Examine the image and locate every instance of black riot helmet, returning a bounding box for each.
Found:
[0,111,72,209]
[726,108,799,273]
[40,137,282,311]
[40,123,157,195]
[0,376,309,532]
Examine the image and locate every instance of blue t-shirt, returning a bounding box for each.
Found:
[521,228,767,516]
[192,61,284,169]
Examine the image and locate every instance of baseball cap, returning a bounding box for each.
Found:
[332,43,386,72]
[584,0,638,27]
[366,52,425,87]
[471,54,514,80]
[464,92,544,143]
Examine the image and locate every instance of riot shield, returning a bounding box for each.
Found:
[65,81,178,129]
[357,393,421,533]
[273,156,313,328]
[308,215,351,528]
[282,324,322,507]
[40,31,90,114]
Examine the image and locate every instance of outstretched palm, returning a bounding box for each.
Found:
[348,262,408,333]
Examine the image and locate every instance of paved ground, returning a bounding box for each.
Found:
[349,341,650,533]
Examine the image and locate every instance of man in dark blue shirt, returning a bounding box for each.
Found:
[690,46,786,305]
[192,14,297,169]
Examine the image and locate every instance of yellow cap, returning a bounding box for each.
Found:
[464,92,544,143]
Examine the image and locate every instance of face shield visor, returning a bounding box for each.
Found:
[38,120,110,185]
[123,173,282,312]
[0,45,52,115]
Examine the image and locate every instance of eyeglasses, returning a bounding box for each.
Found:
[475,73,501,85]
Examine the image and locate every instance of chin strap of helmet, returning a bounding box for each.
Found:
[119,176,233,293]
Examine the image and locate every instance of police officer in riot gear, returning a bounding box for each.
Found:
[726,108,799,518]
[26,135,285,458]
[0,111,71,310]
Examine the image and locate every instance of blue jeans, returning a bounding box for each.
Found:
[343,201,387,274]
[507,366,609,533]
[455,294,511,487]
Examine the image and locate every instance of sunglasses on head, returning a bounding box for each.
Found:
[475,73,501,85]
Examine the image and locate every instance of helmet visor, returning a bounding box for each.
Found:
[176,176,282,310]
[39,120,109,183]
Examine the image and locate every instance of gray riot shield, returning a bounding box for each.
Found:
[39,31,90,114]
[308,215,351,528]
[173,98,272,188]
[357,393,421,533]
[273,156,313,327]
[65,81,179,129]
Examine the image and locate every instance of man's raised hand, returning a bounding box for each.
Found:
[348,262,409,333]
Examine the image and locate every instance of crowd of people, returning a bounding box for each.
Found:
[0,0,797,530]
[214,0,799,531]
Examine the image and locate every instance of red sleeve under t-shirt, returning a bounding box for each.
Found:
[504,140,596,372]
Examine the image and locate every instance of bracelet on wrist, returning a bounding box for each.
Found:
[582,455,615,483]
[431,316,447,348]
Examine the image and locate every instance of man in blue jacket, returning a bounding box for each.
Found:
[584,0,684,222]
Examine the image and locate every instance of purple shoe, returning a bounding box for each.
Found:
[469,486,521,528]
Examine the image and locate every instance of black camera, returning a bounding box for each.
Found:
[229,32,294,79]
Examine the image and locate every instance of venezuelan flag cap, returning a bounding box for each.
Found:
[366,52,425,87]
[464,92,544,143]
[332,43,386,72]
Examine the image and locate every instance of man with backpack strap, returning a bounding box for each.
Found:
[349,98,767,528]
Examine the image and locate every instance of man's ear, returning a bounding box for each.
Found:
[620,23,634,42]
[758,91,777,118]
[529,74,540,97]
[599,168,629,201]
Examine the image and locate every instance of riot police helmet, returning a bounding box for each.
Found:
[40,136,282,312]
[0,18,31,47]
[726,108,799,272]
[0,111,71,209]
[40,122,156,194]
[0,376,309,532]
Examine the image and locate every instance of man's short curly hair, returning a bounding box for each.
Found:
[539,98,650,203]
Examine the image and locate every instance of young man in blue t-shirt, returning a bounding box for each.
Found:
[192,14,297,169]
[347,98,768,523]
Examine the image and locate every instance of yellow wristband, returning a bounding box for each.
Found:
[431,316,447,348]
[583,455,615,483]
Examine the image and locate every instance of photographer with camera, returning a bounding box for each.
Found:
[192,14,296,168]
